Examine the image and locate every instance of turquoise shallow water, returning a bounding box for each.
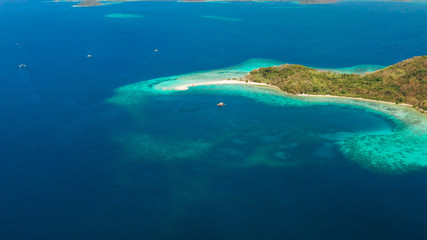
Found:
[109,59,427,173]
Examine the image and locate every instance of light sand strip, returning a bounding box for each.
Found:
[172,79,424,114]
[173,80,272,90]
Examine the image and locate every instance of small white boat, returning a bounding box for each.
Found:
[19,64,26,68]
[217,102,225,107]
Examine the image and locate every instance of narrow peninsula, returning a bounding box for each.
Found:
[245,56,427,111]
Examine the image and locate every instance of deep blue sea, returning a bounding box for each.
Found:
[1,1,427,239]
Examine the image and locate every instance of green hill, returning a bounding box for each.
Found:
[246,56,427,110]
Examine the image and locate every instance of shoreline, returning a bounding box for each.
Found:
[110,67,427,172]
[172,79,426,114]
[171,79,274,90]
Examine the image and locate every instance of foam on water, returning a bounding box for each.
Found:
[108,59,427,173]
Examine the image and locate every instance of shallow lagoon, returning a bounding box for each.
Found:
[109,69,427,238]
[1,1,427,239]
[109,59,427,173]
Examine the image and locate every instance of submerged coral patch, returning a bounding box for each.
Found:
[108,59,427,173]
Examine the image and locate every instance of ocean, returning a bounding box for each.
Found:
[1,1,427,239]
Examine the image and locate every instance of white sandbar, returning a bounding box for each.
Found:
[172,80,273,91]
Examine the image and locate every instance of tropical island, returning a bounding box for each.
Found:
[108,55,427,173]
[245,56,427,111]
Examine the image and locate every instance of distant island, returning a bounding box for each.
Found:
[76,0,102,7]
[245,56,427,111]
[73,0,412,7]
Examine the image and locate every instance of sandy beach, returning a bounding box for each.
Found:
[296,93,413,107]
[172,80,275,90]
[172,79,425,114]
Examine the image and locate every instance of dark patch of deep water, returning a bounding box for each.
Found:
[1,1,427,239]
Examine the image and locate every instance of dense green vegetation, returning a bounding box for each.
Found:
[246,56,427,110]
